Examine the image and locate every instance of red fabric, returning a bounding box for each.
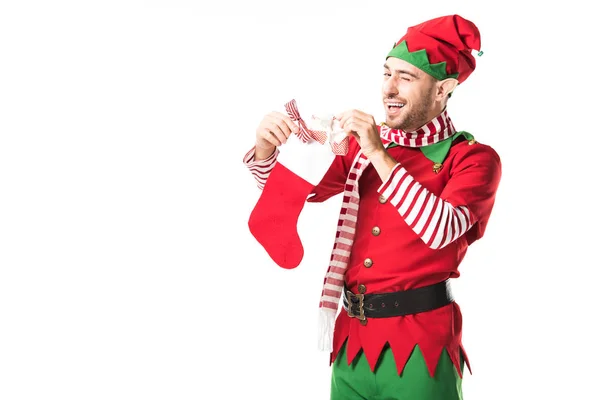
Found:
[439,144,502,245]
[248,162,315,269]
[394,14,481,83]
[308,136,501,377]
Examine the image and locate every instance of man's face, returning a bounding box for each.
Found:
[382,57,438,131]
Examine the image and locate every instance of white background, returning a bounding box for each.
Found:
[0,1,598,399]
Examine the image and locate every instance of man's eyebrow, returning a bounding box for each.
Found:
[383,64,419,78]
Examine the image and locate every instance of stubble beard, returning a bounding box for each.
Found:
[386,86,436,131]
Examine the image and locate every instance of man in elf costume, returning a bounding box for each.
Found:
[243,14,501,399]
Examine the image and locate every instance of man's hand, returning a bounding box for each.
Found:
[335,110,385,158]
[336,109,398,181]
[255,111,299,160]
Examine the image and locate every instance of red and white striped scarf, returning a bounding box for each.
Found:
[318,109,456,351]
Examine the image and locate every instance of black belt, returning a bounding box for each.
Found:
[343,280,454,324]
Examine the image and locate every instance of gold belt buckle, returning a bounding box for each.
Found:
[346,290,366,322]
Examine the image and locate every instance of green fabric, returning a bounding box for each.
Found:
[420,131,473,164]
[386,131,474,164]
[387,41,459,81]
[331,343,464,400]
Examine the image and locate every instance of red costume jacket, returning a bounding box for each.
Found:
[245,129,501,377]
[304,134,501,377]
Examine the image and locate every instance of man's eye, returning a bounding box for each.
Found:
[383,73,391,77]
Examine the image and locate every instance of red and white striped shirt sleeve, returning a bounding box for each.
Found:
[377,163,474,250]
[243,146,279,190]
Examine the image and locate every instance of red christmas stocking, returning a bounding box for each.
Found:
[248,129,337,269]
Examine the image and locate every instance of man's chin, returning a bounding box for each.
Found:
[385,116,404,130]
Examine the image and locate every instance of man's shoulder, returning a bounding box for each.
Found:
[452,132,500,160]
[448,132,501,173]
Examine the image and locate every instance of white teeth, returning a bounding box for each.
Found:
[388,103,404,108]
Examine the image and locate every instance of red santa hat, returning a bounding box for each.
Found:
[387,14,482,84]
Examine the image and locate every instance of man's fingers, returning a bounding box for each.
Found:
[337,113,351,129]
[337,111,365,128]
[342,119,354,133]
[263,134,282,147]
[281,116,299,135]
[265,121,289,144]
[258,127,282,147]
[265,135,282,147]
[337,110,374,126]
[343,121,362,136]
[335,109,356,121]
[343,117,369,134]
[351,113,373,125]
[269,112,299,135]
[268,118,293,137]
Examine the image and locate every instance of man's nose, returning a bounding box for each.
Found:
[383,77,398,96]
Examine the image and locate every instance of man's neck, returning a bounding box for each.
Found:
[407,106,447,132]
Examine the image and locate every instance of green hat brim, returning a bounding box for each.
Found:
[387,41,459,82]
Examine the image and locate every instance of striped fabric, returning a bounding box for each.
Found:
[284,99,328,144]
[378,163,473,249]
[243,146,279,190]
[319,151,368,309]
[379,109,456,146]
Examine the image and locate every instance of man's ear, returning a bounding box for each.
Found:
[437,78,459,99]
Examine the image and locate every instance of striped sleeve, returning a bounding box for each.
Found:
[243,146,279,190]
[377,163,474,249]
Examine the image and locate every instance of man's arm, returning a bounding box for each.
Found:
[243,142,352,200]
[371,143,501,249]
[335,108,501,249]
[243,146,279,190]
[243,110,299,189]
